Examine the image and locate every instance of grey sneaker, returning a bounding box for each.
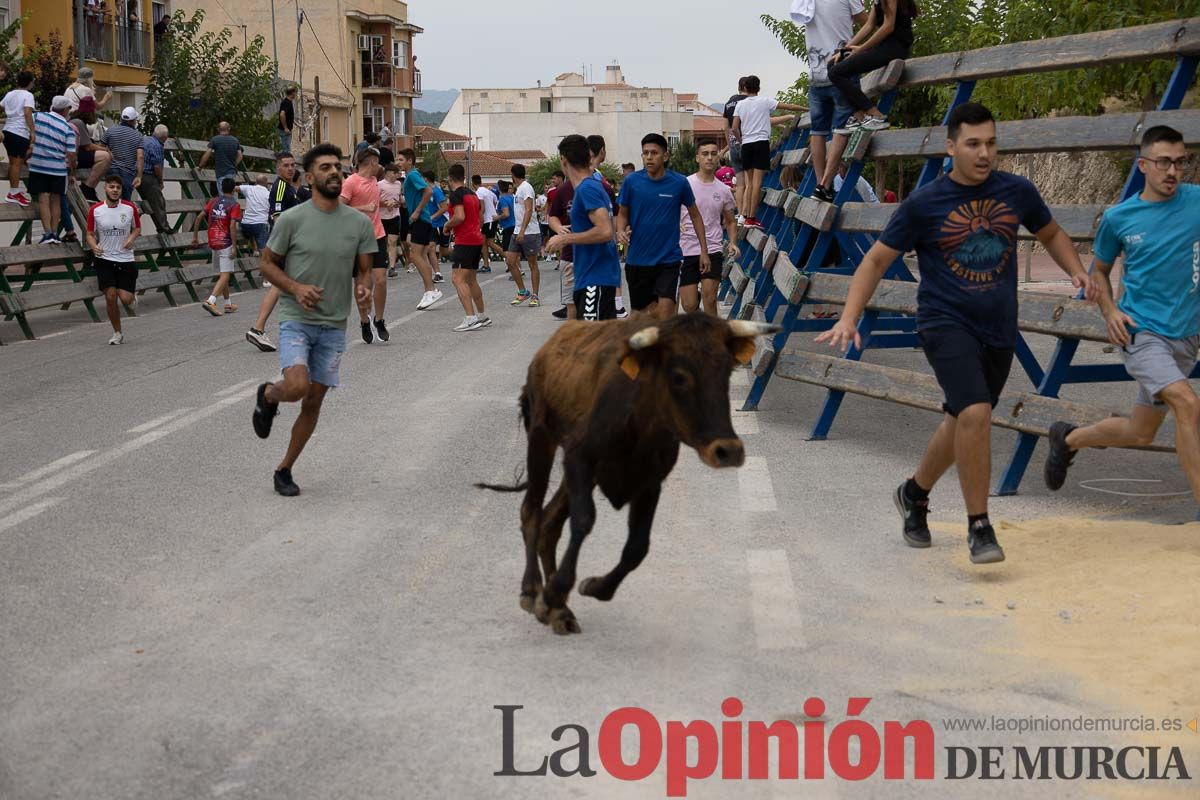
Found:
[453,316,482,332]
[108,331,124,345]
[968,521,1006,565]
[859,115,891,132]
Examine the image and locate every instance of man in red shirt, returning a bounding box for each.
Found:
[191,176,242,316]
[444,163,491,331]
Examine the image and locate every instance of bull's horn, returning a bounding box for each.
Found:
[728,320,782,337]
[628,326,660,350]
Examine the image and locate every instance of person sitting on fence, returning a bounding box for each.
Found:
[28,96,78,246]
[65,67,113,116]
[138,124,170,233]
[813,0,918,203]
[197,122,243,195]
[85,174,141,346]
[1044,126,1200,520]
[68,96,112,203]
[816,102,1094,566]
[191,176,243,316]
[101,107,144,201]
[2,70,37,209]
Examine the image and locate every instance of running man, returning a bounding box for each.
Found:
[586,135,627,317]
[379,163,404,276]
[191,176,242,316]
[426,170,449,283]
[247,151,311,353]
[85,174,141,345]
[340,147,390,343]
[680,141,739,316]
[444,163,491,331]
[616,133,708,320]
[252,143,376,497]
[1044,126,1200,518]
[496,180,516,274]
[474,174,502,268]
[817,103,1093,564]
[397,148,442,310]
[507,163,542,306]
[733,75,806,227]
[546,135,621,321]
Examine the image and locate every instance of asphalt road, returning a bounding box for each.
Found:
[0,264,1194,799]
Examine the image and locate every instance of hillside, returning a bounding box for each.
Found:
[414,89,459,114]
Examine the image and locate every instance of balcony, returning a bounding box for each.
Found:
[116,22,151,68]
[82,17,114,63]
[361,63,392,90]
[80,13,151,69]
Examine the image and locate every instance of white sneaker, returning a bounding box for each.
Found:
[859,115,891,132]
[417,291,435,310]
[430,288,443,304]
[406,264,415,273]
[453,316,482,332]
[108,331,124,345]
[616,306,629,319]
[475,314,493,328]
[262,280,272,287]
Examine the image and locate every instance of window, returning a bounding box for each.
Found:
[351,60,356,87]
[393,108,410,136]
[322,112,330,143]
[587,98,594,113]
[540,98,552,113]
[152,1,166,24]
[392,39,407,69]
[504,103,513,113]
[614,102,623,112]
[519,92,526,98]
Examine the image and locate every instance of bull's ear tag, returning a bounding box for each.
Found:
[620,355,641,380]
[731,338,756,365]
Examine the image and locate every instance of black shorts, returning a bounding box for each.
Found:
[740,140,771,172]
[539,223,550,239]
[482,221,498,241]
[410,219,433,246]
[77,150,97,169]
[499,227,514,252]
[919,326,1014,417]
[680,253,724,286]
[373,236,388,269]
[625,262,682,310]
[400,212,410,239]
[382,216,401,236]
[94,258,138,293]
[3,131,29,160]
[452,244,482,270]
[435,227,450,247]
[573,285,619,321]
[27,171,66,197]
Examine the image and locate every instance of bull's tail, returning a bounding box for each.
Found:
[475,465,529,493]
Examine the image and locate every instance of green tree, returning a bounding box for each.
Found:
[525,157,621,192]
[27,31,76,112]
[143,10,278,145]
[420,142,446,181]
[0,15,31,95]
[669,139,698,176]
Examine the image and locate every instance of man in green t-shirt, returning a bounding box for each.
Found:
[252,143,376,496]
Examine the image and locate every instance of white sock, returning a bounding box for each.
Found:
[207,294,217,304]
[615,296,626,310]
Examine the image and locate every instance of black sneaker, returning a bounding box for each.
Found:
[252,382,278,440]
[1044,421,1078,491]
[552,307,568,320]
[893,483,931,548]
[274,468,300,497]
[80,184,98,202]
[968,522,1005,565]
[374,319,390,342]
[812,185,835,203]
[361,322,374,344]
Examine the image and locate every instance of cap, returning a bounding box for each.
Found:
[51,95,71,112]
[77,96,97,115]
[121,106,139,121]
[715,166,736,187]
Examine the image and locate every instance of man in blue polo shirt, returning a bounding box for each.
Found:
[1045,125,1200,519]
[617,133,709,319]
[547,135,621,321]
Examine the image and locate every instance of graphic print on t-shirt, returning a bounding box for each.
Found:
[938,198,1020,286]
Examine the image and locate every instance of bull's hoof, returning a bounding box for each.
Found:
[549,607,581,635]
[533,591,552,624]
[520,592,537,614]
[579,576,615,601]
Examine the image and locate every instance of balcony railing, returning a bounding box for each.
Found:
[116,22,151,67]
[413,68,421,95]
[83,17,114,63]
[361,63,392,90]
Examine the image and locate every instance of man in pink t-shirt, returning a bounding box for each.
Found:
[679,141,740,316]
[340,147,390,343]
[378,162,405,276]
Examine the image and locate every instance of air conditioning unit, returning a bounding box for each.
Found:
[357,34,369,50]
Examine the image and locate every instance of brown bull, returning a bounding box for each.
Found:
[481,313,778,635]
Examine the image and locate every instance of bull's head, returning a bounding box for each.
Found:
[618,315,779,469]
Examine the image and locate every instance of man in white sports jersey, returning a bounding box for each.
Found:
[474,174,501,270]
[86,174,141,345]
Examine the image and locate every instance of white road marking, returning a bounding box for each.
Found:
[0,391,255,518]
[747,549,806,649]
[738,456,777,512]
[0,497,64,534]
[127,408,196,434]
[0,451,96,492]
[732,410,760,435]
[215,378,262,397]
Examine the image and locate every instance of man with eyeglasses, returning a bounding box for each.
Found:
[1045,125,1200,521]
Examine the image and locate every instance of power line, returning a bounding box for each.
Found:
[303,11,352,95]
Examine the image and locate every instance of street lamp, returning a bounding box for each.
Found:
[467,102,480,182]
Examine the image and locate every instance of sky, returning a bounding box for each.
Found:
[407,0,804,108]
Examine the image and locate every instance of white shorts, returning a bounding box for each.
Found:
[213,245,236,273]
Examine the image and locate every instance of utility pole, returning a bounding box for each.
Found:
[270,0,280,77]
[74,1,86,70]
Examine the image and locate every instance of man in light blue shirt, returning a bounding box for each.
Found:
[139,124,170,232]
[1046,125,1200,518]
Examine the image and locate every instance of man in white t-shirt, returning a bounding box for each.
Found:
[237,175,273,253]
[507,163,543,305]
[474,174,501,268]
[804,0,869,188]
[733,75,807,228]
[833,161,880,204]
[2,70,36,207]
[86,175,142,345]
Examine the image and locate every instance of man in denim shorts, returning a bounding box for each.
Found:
[251,144,376,497]
[803,0,869,188]
[1045,126,1200,519]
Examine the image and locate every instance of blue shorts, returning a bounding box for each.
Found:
[809,81,857,138]
[241,222,269,249]
[278,320,346,388]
